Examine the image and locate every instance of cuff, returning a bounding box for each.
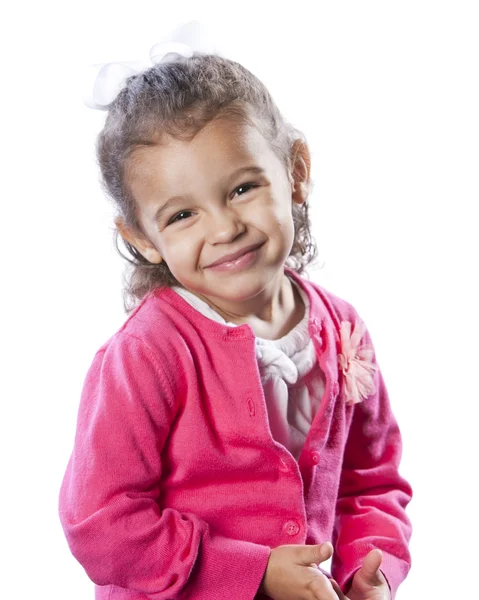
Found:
[187,530,272,600]
[376,553,410,600]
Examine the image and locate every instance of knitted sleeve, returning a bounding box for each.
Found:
[331,321,413,599]
[58,332,270,599]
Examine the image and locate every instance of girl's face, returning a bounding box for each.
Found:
[124,116,307,310]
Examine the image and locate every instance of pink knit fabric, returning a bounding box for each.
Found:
[58,270,412,599]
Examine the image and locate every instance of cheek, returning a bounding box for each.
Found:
[160,232,199,270]
[279,216,296,253]
[252,201,295,241]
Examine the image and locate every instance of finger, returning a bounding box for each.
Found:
[307,571,340,600]
[361,549,384,584]
[300,541,334,566]
[329,578,349,599]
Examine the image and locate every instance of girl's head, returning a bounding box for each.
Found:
[97,53,317,312]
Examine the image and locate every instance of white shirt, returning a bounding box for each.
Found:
[172,280,326,461]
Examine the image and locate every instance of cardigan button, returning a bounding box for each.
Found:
[283,520,300,536]
[247,397,256,417]
[311,451,320,465]
[279,458,289,472]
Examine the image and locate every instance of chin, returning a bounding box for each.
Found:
[209,274,272,302]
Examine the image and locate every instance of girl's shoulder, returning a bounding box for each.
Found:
[293,273,380,375]
[94,287,191,366]
[118,287,181,341]
[291,271,379,357]
[288,270,361,330]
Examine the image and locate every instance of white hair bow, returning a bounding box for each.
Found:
[83,20,220,110]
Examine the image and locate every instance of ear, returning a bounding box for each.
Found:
[114,216,163,264]
[290,139,311,205]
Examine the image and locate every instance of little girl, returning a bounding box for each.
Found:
[59,32,412,600]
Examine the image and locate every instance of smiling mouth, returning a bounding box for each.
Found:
[205,243,264,272]
[206,242,264,268]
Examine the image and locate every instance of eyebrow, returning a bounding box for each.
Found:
[153,165,266,223]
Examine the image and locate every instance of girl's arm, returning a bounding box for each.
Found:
[58,332,271,600]
[331,323,413,600]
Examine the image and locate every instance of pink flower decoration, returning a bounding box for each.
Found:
[337,320,378,405]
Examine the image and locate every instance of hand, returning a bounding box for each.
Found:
[339,549,391,600]
[260,541,342,600]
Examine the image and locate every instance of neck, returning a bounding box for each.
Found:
[192,270,305,339]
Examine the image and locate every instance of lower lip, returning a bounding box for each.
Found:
[207,246,263,272]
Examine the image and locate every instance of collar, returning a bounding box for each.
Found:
[155,268,328,341]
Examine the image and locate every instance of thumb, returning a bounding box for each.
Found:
[359,549,383,584]
[299,541,334,566]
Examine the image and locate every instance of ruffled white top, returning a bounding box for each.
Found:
[173,279,326,461]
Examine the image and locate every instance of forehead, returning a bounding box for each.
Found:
[127,117,276,200]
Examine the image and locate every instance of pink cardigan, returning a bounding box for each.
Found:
[58,270,412,599]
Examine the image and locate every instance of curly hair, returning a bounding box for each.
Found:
[96,53,318,313]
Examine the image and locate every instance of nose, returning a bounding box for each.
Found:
[204,207,246,244]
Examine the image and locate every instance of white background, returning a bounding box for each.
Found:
[2,1,478,598]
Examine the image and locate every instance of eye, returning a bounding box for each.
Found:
[168,210,193,225]
[233,183,258,197]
